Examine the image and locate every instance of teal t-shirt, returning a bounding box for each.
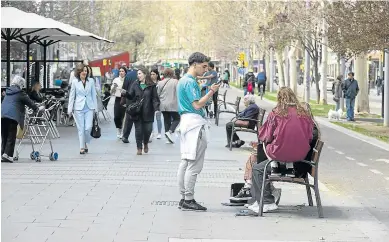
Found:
[177,74,205,117]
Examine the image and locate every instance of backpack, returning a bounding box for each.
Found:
[247,79,253,93]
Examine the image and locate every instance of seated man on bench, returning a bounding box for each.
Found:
[225,94,259,148]
[247,87,314,214]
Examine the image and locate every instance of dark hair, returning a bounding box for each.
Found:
[174,68,181,79]
[87,66,94,78]
[119,66,128,74]
[164,68,175,78]
[208,62,214,68]
[348,72,354,77]
[137,66,154,86]
[75,63,89,79]
[188,52,210,66]
[150,68,161,81]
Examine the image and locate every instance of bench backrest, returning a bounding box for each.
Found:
[256,108,266,130]
[311,140,324,167]
[235,96,241,115]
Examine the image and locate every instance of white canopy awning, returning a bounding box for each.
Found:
[1,7,113,43]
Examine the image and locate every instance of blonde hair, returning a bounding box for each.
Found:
[274,87,309,117]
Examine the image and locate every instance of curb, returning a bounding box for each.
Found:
[230,86,389,151]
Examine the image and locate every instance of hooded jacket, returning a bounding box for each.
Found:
[1,86,38,128]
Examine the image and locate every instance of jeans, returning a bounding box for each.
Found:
[251,160,275,205]
[134,120,153,149]
[1,118,18,157]
[345,97,355,120]
[154,111,162,134]
[162,111,180,133]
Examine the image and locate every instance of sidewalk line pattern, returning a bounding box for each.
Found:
[376,158,389,164]
[369,169,383,175]
[335,150,345,155]
[345,156,355,161]
[327,145,334,150]
[357,162,368,167]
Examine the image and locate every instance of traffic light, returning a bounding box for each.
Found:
[103,59,107,66]
[238,52,245,61]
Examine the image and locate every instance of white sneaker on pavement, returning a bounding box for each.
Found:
[117,129,122,139]
[263,203,278,213]
[156,133,162,139]
[165,131,174,143]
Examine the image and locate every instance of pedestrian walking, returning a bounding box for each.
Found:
[333,75,343,111]
[1,76,43,162]
[151,68,163,139]
[121,64,138,143]
[376,76,383,96]
[176,52,220,211]
[126,67,160,155]
[157,68,180,144]
[342,72,359,121]
[111,66,127,138]
[67,63,98,154]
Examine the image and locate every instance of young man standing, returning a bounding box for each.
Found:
[342,72,359,121]
[176,52,220,211]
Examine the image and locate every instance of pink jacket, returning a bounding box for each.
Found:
[258,107,313,162]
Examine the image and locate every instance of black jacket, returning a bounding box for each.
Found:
[243,73,255,87]
[122,70,138,105]
[29,90,44,103]
[127,81,160,122]
[1,86,38,128]
[238,103,260,129]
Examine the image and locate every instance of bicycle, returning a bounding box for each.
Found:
[258,84,264,100]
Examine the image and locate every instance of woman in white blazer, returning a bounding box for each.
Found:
[68,63,98,154]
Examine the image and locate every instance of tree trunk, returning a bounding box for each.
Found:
[355,53,370,113]
[265,50,271,92]
[289,44,297,93]
[320,32,328,105]
[276,48,285,87]
[283,46,290,87]
[313,58,321,104]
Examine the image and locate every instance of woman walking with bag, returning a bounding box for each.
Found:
[150,68,163,139]
[127,67,160,155]
[111,66,127,138]
[68,63,98,154]
[157,68,180,144]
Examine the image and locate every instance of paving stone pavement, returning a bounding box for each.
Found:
[1,96,387,242]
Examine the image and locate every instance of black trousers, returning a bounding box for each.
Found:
[134,120,153,149]
[122,113,134,139]
[257,83,266,94]
[114,97,125,129]
[1,118,18,157]
[162,111,180,133]
[212,91,218,114]
[226,121,248,144]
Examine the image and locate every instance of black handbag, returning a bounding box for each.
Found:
[91,113,101,138]
[126,97,144,116]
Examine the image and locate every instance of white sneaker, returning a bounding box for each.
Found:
[117,129,122,139]
[247,201,259,213]
[2,154,13,162]
[156,133,162,139]
[165,131,174,143]
[263,203,278,213]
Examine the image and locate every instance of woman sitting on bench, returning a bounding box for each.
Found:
[230,101,320,204]
[240,87,314,213]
